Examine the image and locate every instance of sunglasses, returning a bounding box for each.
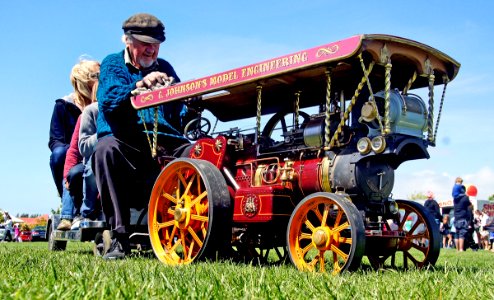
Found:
[88,72,100,80]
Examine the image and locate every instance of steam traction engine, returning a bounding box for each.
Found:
[133,34,460,274]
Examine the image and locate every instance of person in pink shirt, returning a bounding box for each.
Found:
[13,223,21,242]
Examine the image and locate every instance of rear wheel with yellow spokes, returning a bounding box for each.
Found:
[287,192,365,274]
[148,158,231,265]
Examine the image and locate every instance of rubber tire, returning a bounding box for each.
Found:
[48,224,67,251]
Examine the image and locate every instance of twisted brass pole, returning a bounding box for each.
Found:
[324,69,332,149]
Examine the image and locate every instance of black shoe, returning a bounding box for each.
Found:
[103,238,126,260]
[102,231,130,260]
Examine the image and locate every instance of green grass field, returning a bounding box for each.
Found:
[1,242,493,299]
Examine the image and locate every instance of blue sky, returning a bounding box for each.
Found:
[0,0,493,215]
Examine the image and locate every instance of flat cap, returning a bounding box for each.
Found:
[122,13,165,44]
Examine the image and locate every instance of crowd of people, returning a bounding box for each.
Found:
[48,13,194,259]
[0,211,26,242]
[432,177,494,252]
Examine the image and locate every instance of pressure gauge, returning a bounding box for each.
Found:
[357,137,371,154]
[371,136,386,153]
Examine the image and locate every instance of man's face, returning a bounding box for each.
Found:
[128,38,160,69]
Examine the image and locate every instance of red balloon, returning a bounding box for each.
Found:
[466,184,478,197]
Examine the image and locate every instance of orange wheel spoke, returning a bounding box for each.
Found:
[177,172,189,189]
[314,208,323,223]
[193,201,209,217]
[319,252,326,273]
[331,244,349,261]
[188,227,204,247]
[190,191,207,207]
[321,204,330,225]
[299,233,312,240]
[411,242,426,253]
[188,241,195,260]
[167,226,178,247]
[191,214,208,222]
[404,250,420,266]
[301,243,314,256]
[180,231,188,256]
[409,234,424,240]
[181,174,196,201]
[332,221,349,233]
[308,256,318,268]
[158,220,175,230]
[170,238,181,252]
[304,219,316,232]
[332,259,342,275]
[334,209,343,227]
[409,221,421,234]
[163,192,178,204]
[399,211,411,229]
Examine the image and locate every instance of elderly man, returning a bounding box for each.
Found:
[94,13,191,259]
[424,191,441,225]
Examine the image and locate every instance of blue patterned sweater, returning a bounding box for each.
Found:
[96,50,188,145]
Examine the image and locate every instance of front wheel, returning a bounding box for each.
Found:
[48,223,67,251]
[287,192,365,274]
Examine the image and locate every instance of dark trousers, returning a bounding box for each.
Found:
[93,136,160,235]
[67,162,84,210]
[49,145,68,197]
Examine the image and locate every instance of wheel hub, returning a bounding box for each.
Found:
[174,206,190,229]
[174,207,187,222]
[312,227,332,249]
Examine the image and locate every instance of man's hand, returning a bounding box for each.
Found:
[136,72,174,89]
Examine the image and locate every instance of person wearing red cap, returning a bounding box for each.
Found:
[93,13,193,259]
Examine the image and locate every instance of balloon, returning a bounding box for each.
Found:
[465,184,478,197]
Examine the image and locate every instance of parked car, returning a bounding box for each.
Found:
[31,226,46,241]
[19,229,32,242]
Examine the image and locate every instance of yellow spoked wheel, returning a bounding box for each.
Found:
[287,192,365,275]
[148,158,231,265]
[367,200,440,270]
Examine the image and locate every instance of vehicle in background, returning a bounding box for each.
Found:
[31,225,47,241]
[19,229,32,242]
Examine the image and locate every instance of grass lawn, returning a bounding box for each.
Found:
[1,242,493,299]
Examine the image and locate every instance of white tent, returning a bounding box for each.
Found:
[11,216,24,223]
